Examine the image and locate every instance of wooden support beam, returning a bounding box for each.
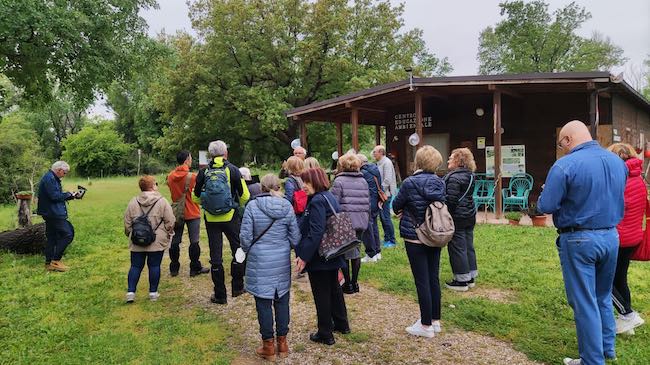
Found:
[351,109,360,152]
[345,102,386,113]
[589,92,598,139]
[375,125,381,146]
[493,91,503,219]
[299,120,308,150]
[488,84,523,99]
[415,92,423,148]
[336,121,343,157]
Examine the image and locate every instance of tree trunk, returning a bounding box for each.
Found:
[0,223,46,254]
[18,199,32,227]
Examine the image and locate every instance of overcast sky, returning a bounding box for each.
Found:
[91,0,649,117]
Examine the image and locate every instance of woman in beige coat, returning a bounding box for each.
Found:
[124,175,175,303]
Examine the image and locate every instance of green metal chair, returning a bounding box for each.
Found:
[473,179,495,211]
[502,176,532,211]
[511,172,533,186]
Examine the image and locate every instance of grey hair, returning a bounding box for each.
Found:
[51,161,70,172]
[208,140,228,157]
[239,167,252,181]
[373,145,386,155]
[356,153,368,163]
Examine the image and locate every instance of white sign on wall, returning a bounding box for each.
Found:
[199,150,209,167]
[486,145,526,178]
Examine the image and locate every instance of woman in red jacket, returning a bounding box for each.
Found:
[607,143,646,334]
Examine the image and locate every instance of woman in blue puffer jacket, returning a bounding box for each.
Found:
[392,145,446,339]
[240,174,301,361]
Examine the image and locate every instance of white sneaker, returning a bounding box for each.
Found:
[432,320,442,333]
[149,292,160,301]
[125,292,135,303]
[376,253,382,260]
[563,358,581,365]
[405,320,435,338]
[361,255,377,263]
[616,311,645,334]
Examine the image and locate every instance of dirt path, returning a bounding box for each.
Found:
[173,261,541,365]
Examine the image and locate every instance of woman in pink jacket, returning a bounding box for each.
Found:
[607,143,646,334]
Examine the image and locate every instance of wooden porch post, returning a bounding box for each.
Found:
[351,109,360,152]
[493,91,503,219]
[589,91,599,139]
[415,93,423,148]
[375,125,381,146]
[336,121,343,157]
[299,120,308,151]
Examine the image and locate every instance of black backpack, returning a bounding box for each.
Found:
[131,198,162,247]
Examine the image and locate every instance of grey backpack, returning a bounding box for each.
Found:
[415,201,455,247]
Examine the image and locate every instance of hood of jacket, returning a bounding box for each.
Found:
[136,191,164,207]
[255,194,293,219]
[169,165,190,183]
[626,158,642,178]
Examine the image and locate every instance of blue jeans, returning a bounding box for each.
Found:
[362,212,381,257]
[557,229,618,365]
[405,243,441,325]
[254,292,290,340]
[44,217,74,263]
[128,251,164,293]
[379,197,395,243]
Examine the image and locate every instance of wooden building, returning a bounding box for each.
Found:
[286,72,650,217]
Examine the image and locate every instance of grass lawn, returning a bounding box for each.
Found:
[364,220,650,364]
[0,176,235,364]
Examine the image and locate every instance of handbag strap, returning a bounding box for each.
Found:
[247,218,278,252]
[458,173,474,202]
[322,194,338,218]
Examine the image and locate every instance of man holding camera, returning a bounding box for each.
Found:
[37,161,82,272]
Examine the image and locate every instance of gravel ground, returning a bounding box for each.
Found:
[172,259,542,365]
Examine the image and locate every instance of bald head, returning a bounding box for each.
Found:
[558,120,593,152]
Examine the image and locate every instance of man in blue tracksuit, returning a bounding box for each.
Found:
[538,121,627,365]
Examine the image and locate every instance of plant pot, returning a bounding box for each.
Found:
[508,219,520,226]
[530,215,547,227]
[15,194,32,200]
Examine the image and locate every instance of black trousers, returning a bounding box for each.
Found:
[205,215,245,299]
[308,270,349,339]
[405,243,441,325]
[169,218,203,273]
[447,226,477,282]
[612,246,636,315]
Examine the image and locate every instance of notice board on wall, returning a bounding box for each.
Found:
[486,145,526,177]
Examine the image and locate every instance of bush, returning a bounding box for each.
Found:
[61,122,132,177]
[505,211,523,221]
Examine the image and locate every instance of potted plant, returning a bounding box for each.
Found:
[505,211,523,225]
[528,202,547,227]
[15,190,33,200]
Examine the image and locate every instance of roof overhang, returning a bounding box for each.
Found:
[286,72,650,122]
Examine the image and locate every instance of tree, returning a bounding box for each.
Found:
[0,112,47,203]
[61,122,132,177]
[153,0,451,162]
[0,0,156,106]
[106,39,172,153]
[643,57,650,101]
[478,1,625,74]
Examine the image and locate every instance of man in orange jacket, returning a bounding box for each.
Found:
[167,151,209,277]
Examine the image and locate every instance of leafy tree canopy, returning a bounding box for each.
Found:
[478,0,625,74]
[0,112,47,202]
[153,0,451,163]
[0,0,157,107]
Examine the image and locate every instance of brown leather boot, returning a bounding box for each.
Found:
[276,336,289,358]
[255,338,275,361]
